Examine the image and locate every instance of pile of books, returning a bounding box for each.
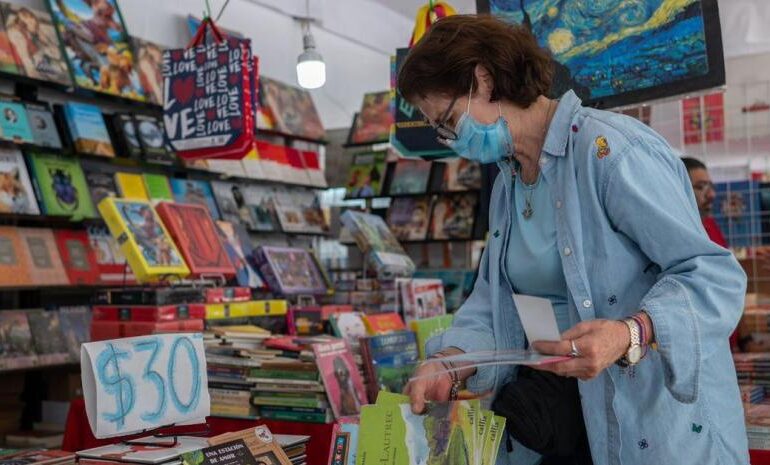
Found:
[356,392,506,465]
[205,325,275,419]
[734,352,770,389]
[0,449,75,465]
[255,335,339,423]
[745,404,770,450]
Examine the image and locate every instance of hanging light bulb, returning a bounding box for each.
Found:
[296,20,326,89]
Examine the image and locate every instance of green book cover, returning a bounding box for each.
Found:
[143,173,173,201]
[483,415,506,465]
[251,395,327,409]
[357,401,474,465]
[27,152,95,220]
[375,391,410,405]
[409,314,454,359]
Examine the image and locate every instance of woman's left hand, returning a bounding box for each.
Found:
[531,320,630,381]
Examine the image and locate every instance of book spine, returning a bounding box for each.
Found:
[360,339,378,404]
[248,369,318,381]
[258,409,331,424]
[251,397,328,409]
[26,156,46,215]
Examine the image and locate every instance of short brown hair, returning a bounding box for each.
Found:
[397,14,553,109]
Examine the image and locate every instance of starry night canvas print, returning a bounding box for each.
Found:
[478,0,724,108]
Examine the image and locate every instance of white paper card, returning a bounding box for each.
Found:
[512,294,561,343]
[81,333,210,439]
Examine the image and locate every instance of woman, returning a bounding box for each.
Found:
[400,15,748,465]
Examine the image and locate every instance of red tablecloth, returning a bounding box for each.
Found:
[63,398,332,465]
[753,449,770,464]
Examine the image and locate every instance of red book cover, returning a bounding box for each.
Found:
[90,319,204,341]
[204,287,252,303]
[312,340,368,419]
[156,202,235,278]
[53,229,100,285]
[92,304,205,322]
[362,312,405,335]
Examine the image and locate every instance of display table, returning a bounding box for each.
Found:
[62,398,333,465]
[752,449,770,464]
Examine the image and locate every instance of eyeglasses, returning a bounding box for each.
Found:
[427,95,459,141]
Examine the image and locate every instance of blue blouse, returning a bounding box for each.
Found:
[505,172,573,334]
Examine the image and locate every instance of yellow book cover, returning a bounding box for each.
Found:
[115,172,149,200]
[97,197,189,283]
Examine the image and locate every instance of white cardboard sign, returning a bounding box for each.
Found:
[512,294,562,343]
[81,333,210,438]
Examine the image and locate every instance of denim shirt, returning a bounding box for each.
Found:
[425,90,749,465]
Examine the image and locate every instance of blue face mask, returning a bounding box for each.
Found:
[446,92,514,164]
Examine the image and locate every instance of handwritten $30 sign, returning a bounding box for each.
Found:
[81,333,210,438]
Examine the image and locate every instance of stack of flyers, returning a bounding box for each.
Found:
[356,391,506,465]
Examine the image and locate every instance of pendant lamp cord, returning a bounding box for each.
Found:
[216,0,231,21]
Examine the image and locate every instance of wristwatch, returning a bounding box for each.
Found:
[618,317,643,367]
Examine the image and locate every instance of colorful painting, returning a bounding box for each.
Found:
[117,201,185,267]
[131,36,163,105]
[349,91,393,145]
[2,4,71,84]
[47,0,145,100]
[260,76,325,141]
[479,0,724,108]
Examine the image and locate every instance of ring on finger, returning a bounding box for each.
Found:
[569,339,581,358]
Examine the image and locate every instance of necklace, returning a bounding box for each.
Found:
[519,100,555,220]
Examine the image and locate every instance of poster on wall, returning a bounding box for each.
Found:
[477,0,725,109]
[47,0,146,101]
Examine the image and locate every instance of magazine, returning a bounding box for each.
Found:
[0,147,38,214]
[312,340,368,419]
[441,158,482,191]
[399,278,446,324]
[389,159,432,195]
[215,221,265,289]
[211,181,254,229]
[169,178,221,220]
[348,91,392,145]
[241,184,279,232]
[260,76,325,140]
[429,193,478,240]
[386,196,431,241]
[340,210,414,278]
[345,151,386,198]
[2,4,71,85]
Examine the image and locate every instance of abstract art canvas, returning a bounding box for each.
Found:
[478,0,724,108]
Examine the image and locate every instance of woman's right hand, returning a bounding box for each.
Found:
[404,360,455,414]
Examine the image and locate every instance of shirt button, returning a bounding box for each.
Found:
[563,247,572,256]
[555,200,562,209]
[583,300,592,308]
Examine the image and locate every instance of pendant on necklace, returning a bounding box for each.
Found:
[523,201,534,219]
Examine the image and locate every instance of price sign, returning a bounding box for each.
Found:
[81,333,210,438]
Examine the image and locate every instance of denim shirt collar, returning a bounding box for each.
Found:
[542,90,582,157]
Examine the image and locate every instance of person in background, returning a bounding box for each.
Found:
[682,157,727,248]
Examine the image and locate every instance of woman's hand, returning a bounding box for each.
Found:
[531,320,630,380]
[404,347,474,414]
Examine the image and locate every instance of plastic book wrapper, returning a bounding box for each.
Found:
[410,349,571,383]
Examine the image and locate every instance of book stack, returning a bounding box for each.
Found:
[356,392,506,465]
[734,352,770,389]
[275,435,311,465]
[254,335,339,423]
[332,278,399,314]
[204,299,288,335]
[90,303,205,341]
[745,404,770,450]
[205,325,276,419]
[341,210,415,279]
[742,384,766,404]
[0,450,75,465]
[398,278,447,324]
[77,436,208,465]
